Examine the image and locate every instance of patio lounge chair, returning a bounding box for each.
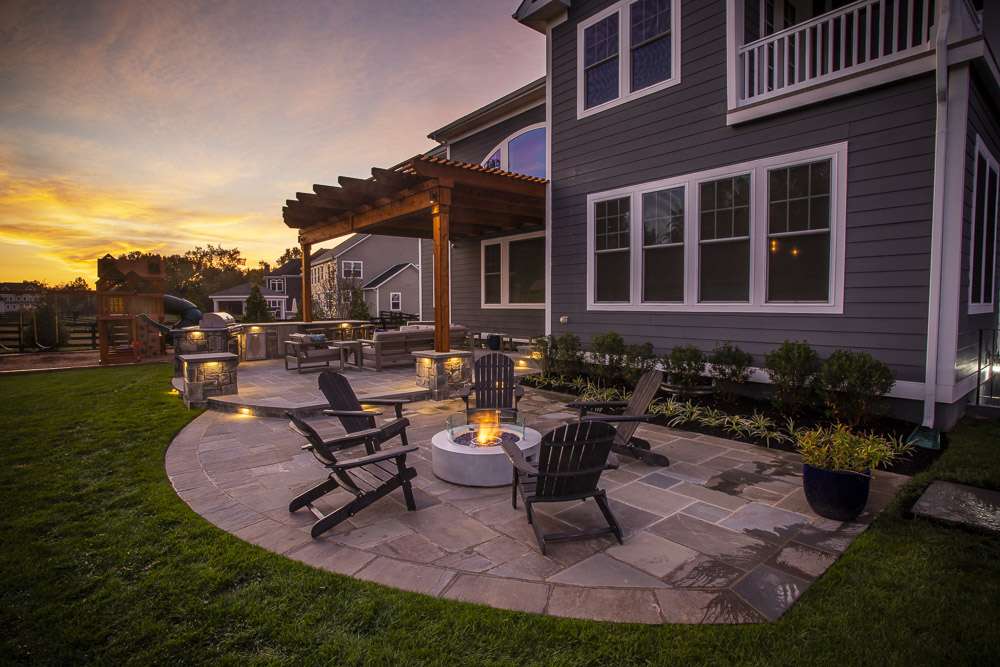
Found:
[286,411,417,538]
[502,419,650,554]
[318,370,411,448]
[459,352,523,413]
[567,369,670,467]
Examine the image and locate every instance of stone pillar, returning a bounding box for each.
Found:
[413,349,472,400]
[178,352,239,408]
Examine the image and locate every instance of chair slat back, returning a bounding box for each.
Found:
[534,421,616,499]
[473,353,516,410]
[616,369,663,444]
[318,370,374,433]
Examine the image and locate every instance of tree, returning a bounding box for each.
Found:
[54,277,90,291]
[243,284,274,323]
[348,286,370,320]
[275,247,302,266]
[118,246,249,312]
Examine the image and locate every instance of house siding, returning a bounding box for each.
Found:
[364,266,420,317]
[956,69,1000,385]
[449,104,546,164]
[547,0,937,383]
[444,105,548,340]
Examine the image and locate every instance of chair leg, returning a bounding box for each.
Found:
[289,475,340,513]
[511,468,519,509]
[525,499,547,555]
[594,491,623,545]
[310,473,409,538]
[397,458,417,511]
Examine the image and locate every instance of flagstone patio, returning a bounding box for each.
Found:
[165,388,908,624]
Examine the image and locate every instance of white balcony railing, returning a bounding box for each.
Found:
[737,0,936,106]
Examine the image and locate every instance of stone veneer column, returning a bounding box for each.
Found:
[412,349,472,400]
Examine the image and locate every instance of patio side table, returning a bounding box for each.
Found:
[332,340,363,369]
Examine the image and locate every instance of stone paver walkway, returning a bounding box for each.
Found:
[165,390,908,624]
[912,480,1000,534]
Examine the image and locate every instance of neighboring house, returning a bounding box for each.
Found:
[209,259,302,320]
[415,0,1000,429]
[309,234,422,317]
[0,282,43,314]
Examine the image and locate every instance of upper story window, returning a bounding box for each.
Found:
[577,0,681,119]
[481,123,546,178]
[587,142,846,314]
[342,260,363,280]
[390,292,402,312]
[266,277,284,293]
[970,136,1000,315]
[481,232,546,309]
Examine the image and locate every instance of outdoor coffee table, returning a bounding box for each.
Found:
[431,409,541,487]
[331,340,363,369]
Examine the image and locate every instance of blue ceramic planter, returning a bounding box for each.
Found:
[802,463,871,521]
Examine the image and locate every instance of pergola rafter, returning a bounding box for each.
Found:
[284,155,547,352]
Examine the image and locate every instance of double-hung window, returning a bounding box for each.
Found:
[587,142,846,313]
[481,232,546,308]
[699,175,751,302]
[341,260,362,280]
[578,0,680,118]
[390,292,402,311]
[970,136,1000,314]
[266,277,283,293]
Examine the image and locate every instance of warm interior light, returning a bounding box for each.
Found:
[191,331,204,339]
[769,239,778,253]
[791,246,800,257]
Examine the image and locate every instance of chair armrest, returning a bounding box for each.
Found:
[500,440,539,475]
[361,398,409,418]
[567,400,628,417]
[335,445,419,470]
[323,409,382,418]
[580,414,657,424]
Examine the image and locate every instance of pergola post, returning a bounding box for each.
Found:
[301,242,312,322]
[432,187,451,353]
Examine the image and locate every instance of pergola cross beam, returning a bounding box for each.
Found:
[283,155,546,353]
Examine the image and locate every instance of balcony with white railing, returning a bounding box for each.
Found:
[737,0,936,107]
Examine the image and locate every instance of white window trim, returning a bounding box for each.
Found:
[968,135,999,315]
[586,142,848,314]
[481,230,547,310]
[481,122,547,174]
[576,0,682,120]
[341,260,363,280]
[389,292,402,311]
[266,277,284,292]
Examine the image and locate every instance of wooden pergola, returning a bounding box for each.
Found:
[284,155,547,352]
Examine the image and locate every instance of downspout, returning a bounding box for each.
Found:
[924,0,953,428]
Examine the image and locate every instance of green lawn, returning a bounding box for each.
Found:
[1,365,999,666]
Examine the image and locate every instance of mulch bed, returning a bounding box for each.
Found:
[521,374,942,477]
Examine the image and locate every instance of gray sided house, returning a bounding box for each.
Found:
[209,259,302,320]
[421,0,1000,429]
[309,234,422,319]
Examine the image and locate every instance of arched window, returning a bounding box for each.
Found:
[481,123,546,178]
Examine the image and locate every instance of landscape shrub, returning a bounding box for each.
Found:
[623,342,657,383]
[709,343,753,402]
[764,340,820,414]
[590,331,627,385]
[816,350,895,426]
[662,345,706,394]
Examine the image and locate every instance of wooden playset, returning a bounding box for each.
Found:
[95,254,168,365]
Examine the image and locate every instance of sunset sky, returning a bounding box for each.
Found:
[0,0,544,285]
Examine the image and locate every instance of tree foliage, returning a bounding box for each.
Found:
[243,284,274,323]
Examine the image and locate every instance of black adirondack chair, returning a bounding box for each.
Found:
[286,411,417,538]
[567,369,670,467]
[502,419,651,554]
[459,352,524,412]
[318,370,411,451]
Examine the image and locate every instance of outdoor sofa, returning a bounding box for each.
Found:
[359,324,467,370]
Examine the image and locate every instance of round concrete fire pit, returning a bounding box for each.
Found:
[431,421,541,487]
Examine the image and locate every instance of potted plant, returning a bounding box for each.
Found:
[795,424,911,521]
